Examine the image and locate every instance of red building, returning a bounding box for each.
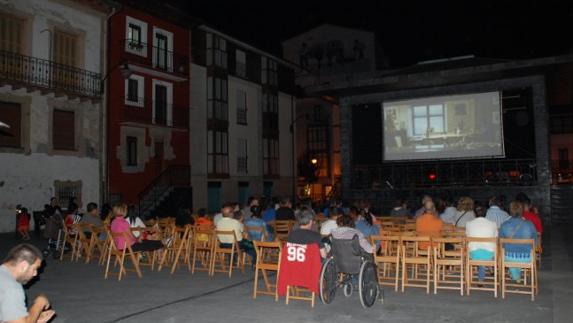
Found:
[106,2,191,216]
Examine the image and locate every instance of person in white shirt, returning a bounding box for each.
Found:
[320,207,339,236]
[126,206,146,238]
[216,202,256,263]
[485,196,511,228]
[453,196,476,228]
[466,207,498,281]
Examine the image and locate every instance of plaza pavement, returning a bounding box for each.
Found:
[1,225,572,323]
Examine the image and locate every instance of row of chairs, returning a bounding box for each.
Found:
[370,234,538,300]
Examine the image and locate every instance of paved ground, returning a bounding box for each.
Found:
[1,225,572,323]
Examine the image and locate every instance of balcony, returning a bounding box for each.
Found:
[122,96,189,129]
[122,39,188,79]
[0,50,101,98]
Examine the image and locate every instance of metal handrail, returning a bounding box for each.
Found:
[0,50,101,98]
[137,165,190,216]
[122,39,188,76]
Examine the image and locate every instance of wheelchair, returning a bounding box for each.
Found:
[319,235,381,308]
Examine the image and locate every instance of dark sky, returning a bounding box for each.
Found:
[170,0,573,67]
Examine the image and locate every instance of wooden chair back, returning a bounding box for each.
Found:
[499,238,536,300]
[465,237,498,297]
[253,241,282,300]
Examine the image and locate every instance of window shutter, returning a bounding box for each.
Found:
[53,110,75,150]
[0,101,21,148]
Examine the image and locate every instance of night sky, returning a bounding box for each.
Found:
[169,0,573,68]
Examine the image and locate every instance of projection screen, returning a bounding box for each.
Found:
[382,92,504,161]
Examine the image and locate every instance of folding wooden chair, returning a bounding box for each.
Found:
[191,228,215,274]
[244,225,267,242]
[433,237,464,295]
[71,223,92,262]
[272,220,294,242]
[253,241,282,300]
[157,225,191,273]
[86,225,106,264]
[401,235,432,293]
[104,231,143,281]
[499,238,537,301]
[465,237,498,297]
[371,235,401,291]
[210,230,243,277]
[59,220,78,261]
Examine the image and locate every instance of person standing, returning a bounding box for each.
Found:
[0,244,55,323]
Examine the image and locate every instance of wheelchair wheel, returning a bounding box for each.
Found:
[358,261,379,308]
[319,257,337,304]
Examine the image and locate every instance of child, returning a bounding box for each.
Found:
[17,207,31,240]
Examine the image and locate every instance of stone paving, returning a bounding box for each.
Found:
[1,225,572,323]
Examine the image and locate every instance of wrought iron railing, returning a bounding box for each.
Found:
[138,165,190,217]
[351,158,538,189]
[0,50,101,98]
[122,96,189,128]
[122,39,188,77]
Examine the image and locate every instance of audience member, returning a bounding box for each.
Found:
[522,199,543,234]
[262,200,276,223]
[79,202,102,238]
[331,214,374,254]
[354,207,380,239]
[242,196,259,220]
[414,195,433,218]
[110,203,163,252]
[287,210,327,258]
[244,205,269,241]
[485,196,511,228]
[453,197,476,228]
[390,199,411,217]
[275,197,295,221]
[466,205,498,282]
[16,207,31,241]
[216,202,256,262]
[319,207,339,236]
[195,208,212,227]
[0,244,55,323]
[439,197,458,224]
[416,201,444,249]
[126,205,146,239]
[499,201,537,282]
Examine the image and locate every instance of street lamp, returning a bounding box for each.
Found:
[311,158,318,165]
[100,62,132,94]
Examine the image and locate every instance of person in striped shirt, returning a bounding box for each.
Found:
[485,196,510,228]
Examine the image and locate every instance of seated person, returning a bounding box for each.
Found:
[485,196,511,228]
[331,214,374,254]
[216,202,256,263]
[275,197,295,221]
[194,208,213,228]
[244,206,270,241]
[499,201,537,282]
[319,207,339,236]
[287,210,326,258]
[466,208,498,282]
[110,203,163,252]
[16,207,31,241]
[390,199,411,217]
[415,200,444,250]
[522,199,543,234]
[79,202,102,239]
[353,207,380,240]
[453,197,476,228]
[125,207,146,239]
[438,197,458,224]
[414,195,434,218]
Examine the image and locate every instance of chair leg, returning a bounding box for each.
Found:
[104,246,112,280]
[285,286,290,305]
[253,267,259,299]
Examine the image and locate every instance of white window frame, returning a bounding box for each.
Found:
[152,79,173,126]
[235,49,246,77]
[152,27,174,72]
[237,138,248,174]
[125,16,148,57]
[124,74,145,107]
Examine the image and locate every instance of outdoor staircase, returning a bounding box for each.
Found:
[138,165,191,219]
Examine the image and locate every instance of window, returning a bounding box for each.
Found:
[237,138,248,174]
[235,49,246,77]
[263,138,279,176]
[53,30,78,67]
[0,14,24,53]
[208,130,229,175]
[207,76,228,121]
[52,110,75,150]
[262,93,278,114]
[126,136,138,166]
[155,84,168,125]
[155,33,169,71]
[206,33,227,68]
[236,89,247,124]
[54,180,82,210]
[127,23,142,48]
[0,101,21,148]
[261,57,278,86]
[124,75,144,107]
[412,104,445,136]
[125,17,147,56]
[551,115,573,134]
[558,148,569,170]
[152,80,173,126]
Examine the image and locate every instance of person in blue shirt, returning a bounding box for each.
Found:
[244,206,271,241]
[499,201,537,282]
[351,207,380,246]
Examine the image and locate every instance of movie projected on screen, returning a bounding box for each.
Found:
[382,92,504,161]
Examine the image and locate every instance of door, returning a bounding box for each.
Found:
[155,34,168,70]
[238,182,249,206]
[263,181,273,199]
[154,142,164,176]
[208,182,222,213]
[155,84,167,125]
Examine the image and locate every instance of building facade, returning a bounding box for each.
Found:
[191,25,298,212]
[106,3,191,217]
[0,0,109,232]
